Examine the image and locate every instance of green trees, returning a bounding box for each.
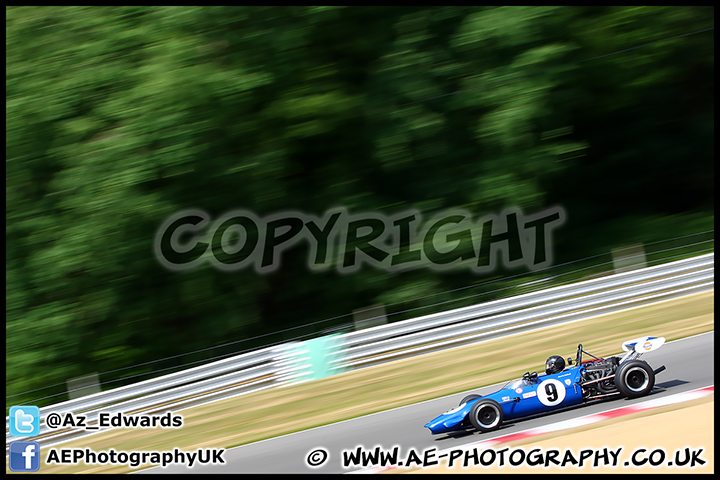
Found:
[6,7,713,407]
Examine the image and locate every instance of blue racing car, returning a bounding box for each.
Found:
[425,336,666,435]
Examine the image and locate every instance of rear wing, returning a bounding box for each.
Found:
[619,336,666,363]
[622,336,665,353]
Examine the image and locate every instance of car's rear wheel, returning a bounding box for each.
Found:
[459,394,481,406]
[468,399,504,432]
[614,360,655,398]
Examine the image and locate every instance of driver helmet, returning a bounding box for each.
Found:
[545,355,565,375]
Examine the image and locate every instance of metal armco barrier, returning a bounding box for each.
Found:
[5,345,282,449]
[335,254,714,369]
[6,252,714,449]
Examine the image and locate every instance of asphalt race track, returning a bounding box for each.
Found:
[139,331,714,474]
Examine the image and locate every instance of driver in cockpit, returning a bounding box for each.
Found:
[545,355,566,375]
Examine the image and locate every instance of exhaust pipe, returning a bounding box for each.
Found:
[654,365,666,375]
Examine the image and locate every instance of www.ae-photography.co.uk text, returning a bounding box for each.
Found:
[154,206,565,274]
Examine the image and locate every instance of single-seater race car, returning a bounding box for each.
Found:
[424,336,666,435]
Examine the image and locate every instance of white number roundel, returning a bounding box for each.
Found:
[537,379,566,406]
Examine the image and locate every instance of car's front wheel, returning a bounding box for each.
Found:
[614,360,655,398]
[459,394,482,406]
[468,399,504,432]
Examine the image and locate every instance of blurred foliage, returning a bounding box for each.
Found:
[6,6,714,407]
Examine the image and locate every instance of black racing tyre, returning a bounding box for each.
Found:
[459,394,482,406]
[468,398,504,432]
[614,360,655,398]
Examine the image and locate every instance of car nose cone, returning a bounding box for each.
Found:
[424,420,444,434]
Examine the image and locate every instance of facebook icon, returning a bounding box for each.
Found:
[9,441,41,472]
